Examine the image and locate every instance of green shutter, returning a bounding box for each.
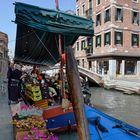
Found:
[138,34,139,46]
[114,31,117,45]
[121,32,123,45]
[121,9,123,21]
[104,33,106,46]
[109,32,111,45]
[132,34,133,46]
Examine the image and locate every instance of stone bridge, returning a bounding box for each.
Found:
[78,66,104,86]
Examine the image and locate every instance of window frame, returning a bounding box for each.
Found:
[132,33,139,47]
[115,8,123,22]
[104,32,111,46]
[104,8,111,23]
[96,35,102,47]
[82,4,85,16]
[76,8,79,16]
[115,31,123,45]
[81,40,85,50]
[132,0,139,3]
[96,0,102,5]
[77,42,79,51]
[96,13,101,26]
[132,10,139,25]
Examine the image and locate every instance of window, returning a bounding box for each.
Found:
[82,4,85,16]
[88,61,92,69]
[77,42,79,51]
[81,40,85,50]
[132,34,139,47]
[77,60,79,65]
[0,53,2,58]
[115,8,123,21]
[87,37,93,46]
[115,31,123,45]
[104,32,111,45]
[82,59,85,68]
[132,11,139,25]
[77,9,79,16]
[0,40,4,46]
[104,9,111,22]
[116,60,122,74]
[96,13,101,26]
[132,0,139,3]
[125,60,137,75]
[96,0,101,5]
[96,35,101,47]
[0,61,2,73]
[89,0,92,9]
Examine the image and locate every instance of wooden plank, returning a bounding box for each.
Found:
[66,46,90,140]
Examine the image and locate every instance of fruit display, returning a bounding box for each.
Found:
[12,116,46,131]
[15,127,58,140]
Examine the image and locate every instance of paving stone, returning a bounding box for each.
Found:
[0,91,13,140]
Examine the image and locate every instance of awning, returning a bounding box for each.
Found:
[14,2,94,66]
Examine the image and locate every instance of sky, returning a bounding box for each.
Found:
[0,0,76,58]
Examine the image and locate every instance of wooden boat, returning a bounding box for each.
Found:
[13,2,140,139]
[41,104,140,139]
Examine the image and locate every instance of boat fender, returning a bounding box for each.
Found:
[95,117,108,133]
[88,116,108,132]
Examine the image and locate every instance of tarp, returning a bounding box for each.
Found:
[14,2,94,66]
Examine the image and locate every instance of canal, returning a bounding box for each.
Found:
[90,87,140,128]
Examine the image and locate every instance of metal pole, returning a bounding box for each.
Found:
[56,0,65,98]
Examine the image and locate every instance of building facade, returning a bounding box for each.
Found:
[75,0,140,79]
[0,32,9,83]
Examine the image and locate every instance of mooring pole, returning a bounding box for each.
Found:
[66,46,90,140]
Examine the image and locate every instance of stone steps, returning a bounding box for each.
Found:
[104,80,140,95]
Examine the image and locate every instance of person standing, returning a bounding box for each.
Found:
[7,62,14,105]
[8,64,22,104]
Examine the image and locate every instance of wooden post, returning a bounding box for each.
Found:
[66,46,90,140]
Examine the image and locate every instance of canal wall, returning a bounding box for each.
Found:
[104,79,140,95]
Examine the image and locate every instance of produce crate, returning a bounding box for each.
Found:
[25,84,42,101]
[34,99,48,109]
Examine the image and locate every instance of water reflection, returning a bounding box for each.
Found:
[90,87,140,128]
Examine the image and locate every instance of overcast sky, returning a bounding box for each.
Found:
[0,0,76,57]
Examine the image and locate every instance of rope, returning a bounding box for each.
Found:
[33,31,57,63]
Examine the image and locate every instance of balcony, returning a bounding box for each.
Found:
[86,8,92,19]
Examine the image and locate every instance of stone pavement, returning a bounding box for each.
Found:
[0,91,13,139]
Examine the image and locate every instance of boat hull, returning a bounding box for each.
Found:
[44,105,140,139]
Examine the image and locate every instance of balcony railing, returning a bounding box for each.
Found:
[86,8,92,19]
